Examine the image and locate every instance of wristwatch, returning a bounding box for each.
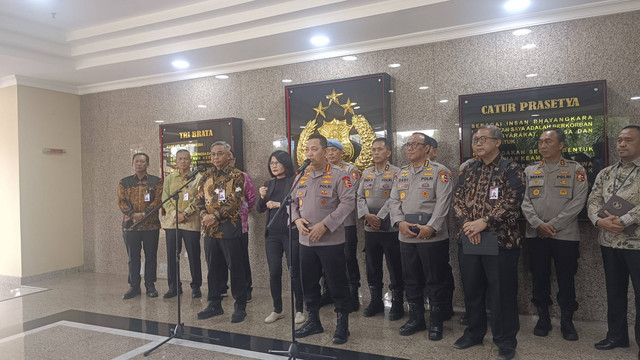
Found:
[482,216,490,224]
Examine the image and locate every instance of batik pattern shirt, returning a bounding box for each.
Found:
[118,174,163,231]
[196,164,245,239]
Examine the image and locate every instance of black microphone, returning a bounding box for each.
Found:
[297,159,311,173]
[186,165,206,180]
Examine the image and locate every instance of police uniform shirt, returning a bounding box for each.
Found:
[337,161,361,227]
[389,160,454,243]
[290,163,356,247]
[521,158,588,241]
[356,162,399,232]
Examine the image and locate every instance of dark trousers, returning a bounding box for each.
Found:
[527,237,579,310]
[461,248,520,349]
[400,239,453,306]
[204,236,247,310]
[344,225,361,287]
[165,229,202,291]
[300,243,351,313]
[221,232,252,293]
[600,246,640,346]
[266,233,304,313]
[123,230,159,289]
[365,231,403,291]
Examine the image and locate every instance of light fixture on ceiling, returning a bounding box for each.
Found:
[419,86,429,90]
[171,60,189,69]
[342,56,358,61]
[525,73,538,78]
[388,63,401,68]
[353,106,360,110]
[521,43,537,50]
[282,79,292,83]
[299,125,306,129]
[310,35,330,47]
[258,118,266,121]
[215,74,229,79]
[155,120,164,123]
[197,105,207,108]
[439,99,449,103]
[512,28,531,36]
[531,114,540,117]
[631,96,640,100]
[504,0,531,12]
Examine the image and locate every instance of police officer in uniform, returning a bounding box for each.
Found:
[356,137,404,320]
[326,138,362,310]
[521,128,587,341]
[389,132,455,340]
[292,134,356,344]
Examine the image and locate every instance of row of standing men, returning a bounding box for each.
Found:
[117,124,640,360]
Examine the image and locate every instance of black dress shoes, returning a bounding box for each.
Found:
[122,287,141,299]
[497,347,516,360]
[146,286,158,298]
[453,336,483,350]
[163,288,183,299]
[197,303,224,319]
[594,338,630,350]
[192,288,202,298]
[231,309,247,323]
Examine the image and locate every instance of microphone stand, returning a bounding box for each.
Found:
[267,165,337,360]
[126,171,220,356]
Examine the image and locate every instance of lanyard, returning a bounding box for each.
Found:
[613,164,638,194]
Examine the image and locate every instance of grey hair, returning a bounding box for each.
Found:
[478,124,503,141]
[210,141,231,152]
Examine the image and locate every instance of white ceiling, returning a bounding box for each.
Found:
[0,0,638,94]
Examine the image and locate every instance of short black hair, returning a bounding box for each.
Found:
[542,127,565,143]
[372,137,391,150]
[175,149,190,157]
[622,125,640,134]
[268,150,295,178]
[308,133,328,148]
[132,152,149,163]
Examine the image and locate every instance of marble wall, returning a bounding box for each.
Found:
[81,11,640,321]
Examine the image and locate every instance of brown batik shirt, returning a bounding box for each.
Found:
[118,173,163,231]
[196,164,245,239]
[453,154,526,249]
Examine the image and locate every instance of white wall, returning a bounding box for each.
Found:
[17,86,83,277]
[0,85,22,277]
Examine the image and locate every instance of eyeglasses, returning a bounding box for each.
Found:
[269,161,282,166]
[210,152,227,158]
[405,142,426,149]
[471,136,497,145]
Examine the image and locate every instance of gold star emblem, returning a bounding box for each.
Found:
[312,101,329,119]
[341,98,357,116]
[325,89,343,105]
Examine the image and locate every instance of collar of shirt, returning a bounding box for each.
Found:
[410,159,429,174]
[214,164,234,175]
[133,173,148,183]
[618,157,640,168]
[309,163,331,178]
[375,162,391,175]
[479,154,502,169]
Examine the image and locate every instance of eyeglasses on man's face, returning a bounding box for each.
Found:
[405,142,426,149]
[471,136,497,145]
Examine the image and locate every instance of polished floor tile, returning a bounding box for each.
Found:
[0,284,48,302]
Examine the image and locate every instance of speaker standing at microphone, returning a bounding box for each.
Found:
[161,149,204,299]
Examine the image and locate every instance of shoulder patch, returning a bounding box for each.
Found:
[576,171,586,182]
[351,170,359,180]
[439,171,452,183]
[342,176,353,188]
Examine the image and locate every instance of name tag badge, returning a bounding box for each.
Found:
[218,189,226,201]
[489,187,499,200]
[183,192,189,201]
[144,192,151,202]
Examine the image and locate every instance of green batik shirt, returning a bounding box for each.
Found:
[587,157,640,249]
[161,171,202,231]
[195,164,245,239]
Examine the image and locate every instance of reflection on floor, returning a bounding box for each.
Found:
[0,272,636,359]
[0,284,48,302]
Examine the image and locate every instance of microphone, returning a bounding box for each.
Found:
[297,159,311,173]
[185,165,206,180]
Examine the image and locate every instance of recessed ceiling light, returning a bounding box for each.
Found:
[631,96,640,100]
[525,73,538,78]
[531,114,540,117]
[299,125,306,129]
[388,90,394,93]
[310,35,330,47]
[215,74,229,79]
[439,99,449,103]
[504,0,531,12]
[521,43,537,50]
[155,120,164,123]
[171,60,189,69]
[353,106,360,110]
[512,28,531,36]
[197,105,207,108]
[258,117,266,121]
[419,86,429,90]
[342,56,358,61]
[388,63,401,68]
[282,79,292,83]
